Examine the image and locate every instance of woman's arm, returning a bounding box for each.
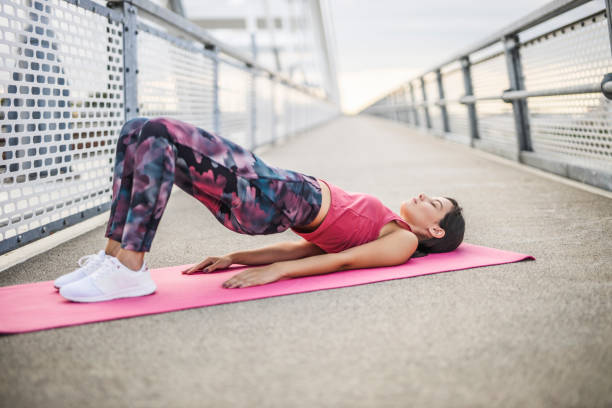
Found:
[222,229,418,288]
[227,240,325,266]
[183,240,325,274]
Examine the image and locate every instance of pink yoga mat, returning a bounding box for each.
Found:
[0,243,534,334]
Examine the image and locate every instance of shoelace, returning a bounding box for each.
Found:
[77,253,105,273]
[90,257,118,284]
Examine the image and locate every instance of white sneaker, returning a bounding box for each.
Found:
[54,250,109,289]
[59,256,156,303]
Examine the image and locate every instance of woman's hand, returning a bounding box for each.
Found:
[222,263,284,288]
[182,255,233,274]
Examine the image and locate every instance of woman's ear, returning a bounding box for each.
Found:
[428,225,446,239]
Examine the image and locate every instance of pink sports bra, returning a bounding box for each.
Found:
[291,180,412,253]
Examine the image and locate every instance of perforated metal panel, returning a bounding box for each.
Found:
[274,81,286,141]
[285,87,299,134]
[396,86,411,124]
[309,96,335,129]
[411,79,426,129]
[137,28,215,131]
[423,72,443,133]
[390,87,409,124]
[0,0,339,254]
[0,0,124,244]
[289,87,304,134]
[521,11,612,168]
[255,74,274,146]
[441,63,470,139]
[218,59,252,147]
[470,53,516,148]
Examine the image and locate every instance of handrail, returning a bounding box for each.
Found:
[367,81,604,109]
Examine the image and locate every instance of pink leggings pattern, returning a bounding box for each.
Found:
[104,117,322,252]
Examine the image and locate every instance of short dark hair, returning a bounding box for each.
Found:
[411,197,465,258]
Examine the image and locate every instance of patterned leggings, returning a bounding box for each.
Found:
[104,117,322,252]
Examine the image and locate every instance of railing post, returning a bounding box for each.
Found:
[460,56,479,145]
[206,44,220,136]
[122,1,139,121]
[605,0,612,52]
[436,69,450,133]
[420,77,432,129]
[409,83,419,127]
[602,0,612,100]
[503,35,532,152]
[249,33,257,149]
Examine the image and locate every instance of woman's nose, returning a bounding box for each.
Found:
[418,193,426,201]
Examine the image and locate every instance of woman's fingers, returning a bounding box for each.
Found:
[206,260,223,273]
[183,258,214,274]
[183,256,232,275]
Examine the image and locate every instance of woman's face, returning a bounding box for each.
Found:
[400,193,454,239]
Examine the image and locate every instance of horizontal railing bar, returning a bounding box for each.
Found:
[365,81,606,109]
[502,83,603,100]
[459,95,495,104]
[521,9,606,46]
[138,21,291,78]
[136,21,216,58]
[64,0,125,23]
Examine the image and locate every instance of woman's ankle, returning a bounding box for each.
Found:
[105,248,120,257]
[104,239,121,257]
[116,248,145,271]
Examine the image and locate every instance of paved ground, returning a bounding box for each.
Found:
[1,115,611,408]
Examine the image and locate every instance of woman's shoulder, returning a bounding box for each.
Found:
[377,219,413,239]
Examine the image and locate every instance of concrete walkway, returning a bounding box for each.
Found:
[1,115,611,408]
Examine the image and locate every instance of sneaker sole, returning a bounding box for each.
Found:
[61,282,157,303]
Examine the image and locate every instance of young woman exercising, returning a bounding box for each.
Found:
[55,117,465,302]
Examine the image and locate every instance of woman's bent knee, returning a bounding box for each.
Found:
[118,117,149,145]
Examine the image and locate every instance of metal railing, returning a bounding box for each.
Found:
[361,0,612,192]
[0,0,340,255]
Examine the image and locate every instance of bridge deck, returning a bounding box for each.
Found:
[1,115,611,407]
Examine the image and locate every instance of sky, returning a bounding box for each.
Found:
[328,0,605,113]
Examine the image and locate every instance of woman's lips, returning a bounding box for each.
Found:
[412,197,417,204]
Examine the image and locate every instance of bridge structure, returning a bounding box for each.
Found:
[1,1,611,407]
[362,0,612,193]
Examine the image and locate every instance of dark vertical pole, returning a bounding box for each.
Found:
[436,69,450,133]
[409,83,419,127]
[206,44,220,136]
[122,2,138,121]
[249,33,257,149]
[605,0,612,53]
[460,56,479,145]
[420,77,432,129]
[601,0,612,100]
[503,35,532,152]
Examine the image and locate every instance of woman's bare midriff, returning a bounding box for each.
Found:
[292,179,408,238]
[292,179,331,233]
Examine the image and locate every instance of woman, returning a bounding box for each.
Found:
[55,117,465,302]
